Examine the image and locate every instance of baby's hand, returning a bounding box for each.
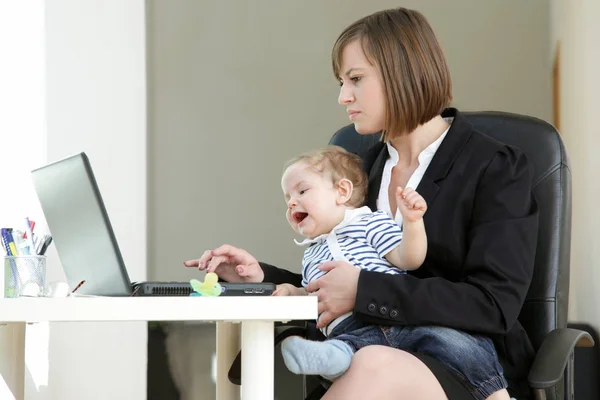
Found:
[396,187,427,222]
[273,283,301,296]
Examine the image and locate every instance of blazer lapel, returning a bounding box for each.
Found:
[417,108,473,207]
[362,109,474,211]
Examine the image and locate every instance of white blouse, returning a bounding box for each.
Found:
[376,119,452,227]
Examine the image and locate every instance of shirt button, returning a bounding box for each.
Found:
[390,309,399,318]
[368,303,377,312]
[379,306,388,315]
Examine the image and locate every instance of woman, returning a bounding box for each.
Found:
[185,7,538,400]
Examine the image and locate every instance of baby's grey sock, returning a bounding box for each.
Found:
[281,336,354,380]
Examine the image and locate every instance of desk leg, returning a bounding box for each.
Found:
[0,322,26,399]
[241,320,274,400]
[216,322,240,400]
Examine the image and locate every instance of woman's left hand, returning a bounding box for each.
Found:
[305,261,360,328]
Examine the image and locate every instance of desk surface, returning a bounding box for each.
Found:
[0,296,318,323]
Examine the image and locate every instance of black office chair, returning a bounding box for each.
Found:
[230,111,595,400]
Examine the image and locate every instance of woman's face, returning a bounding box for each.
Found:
[337,40,386,135]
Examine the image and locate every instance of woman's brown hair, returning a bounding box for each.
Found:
[332,8,452,140]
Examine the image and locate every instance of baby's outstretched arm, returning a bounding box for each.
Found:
[385,187,428,270]
[273,283,307,296]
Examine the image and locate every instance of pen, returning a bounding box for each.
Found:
[24,218,36,255]
[5,229,18,256]
[71,280,86,293]
[35,234,49,255]
[0,229,10,255]
[39,236,53,255]
[11,230,26,255]
[1,228,18,287]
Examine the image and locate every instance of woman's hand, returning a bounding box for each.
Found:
[396,187,427,222]
[273,283,305,296]
[305,261,360,328]
[183,244,264,283]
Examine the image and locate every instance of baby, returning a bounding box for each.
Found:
[275,146,510,400]
[276,145,426,320]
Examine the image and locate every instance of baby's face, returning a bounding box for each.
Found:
[281,162,342,239]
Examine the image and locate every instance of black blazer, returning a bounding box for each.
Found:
[261,108,539,392]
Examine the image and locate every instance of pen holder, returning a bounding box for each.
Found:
[3,256,47,298]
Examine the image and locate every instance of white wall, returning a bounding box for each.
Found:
[0,2,47,398]
[42,1,148,399]
[147,0,551,280]
[0,5,47,229]
[1,2,148,398]
[551,0,600,331]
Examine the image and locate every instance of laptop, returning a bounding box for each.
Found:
[31,152,275,297]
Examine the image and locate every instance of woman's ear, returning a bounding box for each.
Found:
[336,178,354,205]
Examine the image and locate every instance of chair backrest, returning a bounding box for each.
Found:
[328,111,571,352]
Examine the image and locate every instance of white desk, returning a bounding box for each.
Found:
[0,296,317,400]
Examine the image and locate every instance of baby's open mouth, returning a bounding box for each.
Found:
[293,212,308,224]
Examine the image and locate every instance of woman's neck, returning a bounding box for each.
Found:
[388,115,449,166]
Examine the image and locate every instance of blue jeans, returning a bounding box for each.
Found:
[330,316,508,400]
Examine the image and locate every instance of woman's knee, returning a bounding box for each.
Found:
[352,346,431,375]
[352,345,410,370]
[341,346,448,399]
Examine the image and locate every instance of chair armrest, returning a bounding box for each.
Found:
[274,323,310,344]
[528,327,595,389]
[228,322,309,385]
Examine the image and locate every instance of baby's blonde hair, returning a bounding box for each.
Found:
[284,145,368,208]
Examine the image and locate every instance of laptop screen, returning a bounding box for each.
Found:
[31,152,133,296]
